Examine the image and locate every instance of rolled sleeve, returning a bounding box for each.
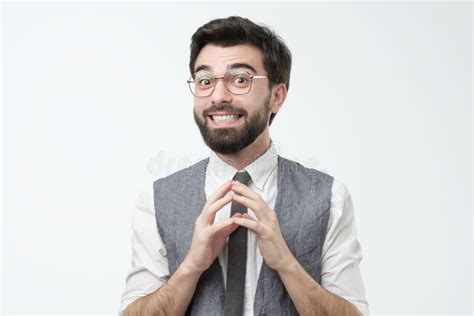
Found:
[321,180,369,315]
[120,185,170,313]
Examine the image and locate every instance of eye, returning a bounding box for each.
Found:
[193,71,215,89]
[232,75,250,85]
[198,78,212,86]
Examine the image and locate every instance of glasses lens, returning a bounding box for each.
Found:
[187,71,254,97]
[189,71,215,97]
[225,71,252,95]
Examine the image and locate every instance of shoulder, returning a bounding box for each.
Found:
[277,156,355,210]
[328,178,355,225]
[153,157,209,192]
[330,179,352,205]
[277,155,334,184]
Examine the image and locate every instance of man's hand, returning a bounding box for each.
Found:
[229,180,294,271]
[229,180,361,316]
[125,181,242,316]
[183,180,242,273]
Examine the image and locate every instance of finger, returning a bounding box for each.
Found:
[201,193,233,225]
[218,214,243,236]
[232,194,267,221]
[232,216,264,235]
[206,181,233,206]
[232,182,271,221]
[200,181,233,223]
[242,213,257,221]
[231,181,260,201]
[209,214,241,237]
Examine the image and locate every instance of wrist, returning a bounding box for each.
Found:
[180,257,206,276]
[275,250,298,275]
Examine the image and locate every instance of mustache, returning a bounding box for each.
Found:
[202,104,247,117]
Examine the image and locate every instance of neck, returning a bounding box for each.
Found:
[215,130,271,171]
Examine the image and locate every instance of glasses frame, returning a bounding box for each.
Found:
[187,71,269,98]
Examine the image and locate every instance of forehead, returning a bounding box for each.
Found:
[194,44,265,74]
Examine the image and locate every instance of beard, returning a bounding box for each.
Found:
[193,95,271,155]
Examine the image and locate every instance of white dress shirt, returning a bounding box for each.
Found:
[120,143,369,315]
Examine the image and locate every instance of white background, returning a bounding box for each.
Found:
[2,2,472,314]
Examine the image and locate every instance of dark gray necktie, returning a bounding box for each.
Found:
[224,171,251,316]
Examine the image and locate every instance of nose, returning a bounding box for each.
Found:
[210,78,233,105]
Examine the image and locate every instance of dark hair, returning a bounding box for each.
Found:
[189,16,292,125]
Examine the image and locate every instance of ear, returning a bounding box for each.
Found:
[269,83,288,115]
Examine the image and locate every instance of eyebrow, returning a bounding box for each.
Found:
[194,65,211,73]
[228,63,257,74]
[194,63,258,74]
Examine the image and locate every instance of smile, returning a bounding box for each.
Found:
[207,113,244,127]
[210,114,243,122]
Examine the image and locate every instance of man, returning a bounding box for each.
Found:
[121,16,369,315]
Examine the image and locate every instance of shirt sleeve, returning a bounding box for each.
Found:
[321,180,370,315]
[119,184,170,314]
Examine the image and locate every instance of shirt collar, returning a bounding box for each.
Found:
[207,140,278,191]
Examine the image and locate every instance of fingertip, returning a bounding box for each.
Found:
[230,213,239,219]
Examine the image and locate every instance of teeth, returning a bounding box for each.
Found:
[212,115,239,122]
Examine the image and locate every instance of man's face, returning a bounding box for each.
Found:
[192,44,273,155]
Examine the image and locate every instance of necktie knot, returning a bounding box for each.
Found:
[233,171,251,185]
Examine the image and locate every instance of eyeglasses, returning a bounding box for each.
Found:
[187,70,269,98]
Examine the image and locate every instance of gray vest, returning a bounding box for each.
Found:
[154,156,333,315]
